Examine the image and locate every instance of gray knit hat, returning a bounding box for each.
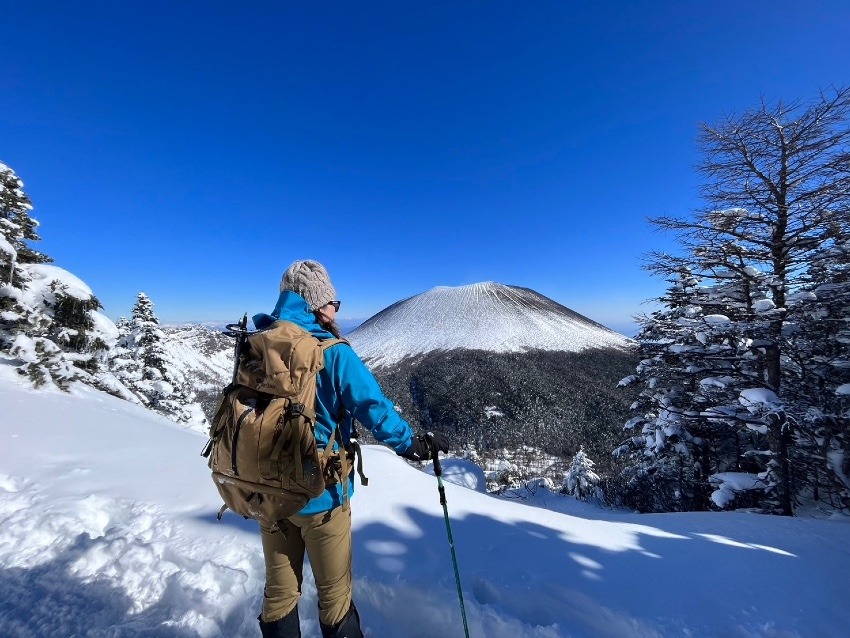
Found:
[280,260,337,311]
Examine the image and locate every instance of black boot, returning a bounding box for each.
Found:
[320,602,363,638]
[258,605,301,638]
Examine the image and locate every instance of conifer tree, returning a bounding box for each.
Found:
[0,162,50,281]
[616,269,720,511]
[784,236,850,508]
[1,161,113,389]
[622,87,850,515]
[116,292,206,425]
[563,447,601,501]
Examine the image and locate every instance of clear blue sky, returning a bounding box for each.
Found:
[2,1,848,335]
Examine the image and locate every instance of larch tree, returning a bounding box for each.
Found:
[621,87,850,515]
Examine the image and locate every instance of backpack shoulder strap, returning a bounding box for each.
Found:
[318,337,349,352]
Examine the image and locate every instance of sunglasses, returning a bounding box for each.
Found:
[324,300,341,312]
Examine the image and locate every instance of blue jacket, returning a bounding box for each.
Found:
[253,291,415,514]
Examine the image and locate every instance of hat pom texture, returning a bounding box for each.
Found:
[280,260,337,312]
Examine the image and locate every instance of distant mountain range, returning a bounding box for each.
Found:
[158,324,233,429]
[347,282,638,475]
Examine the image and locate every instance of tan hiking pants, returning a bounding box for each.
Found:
[260,506,353,626]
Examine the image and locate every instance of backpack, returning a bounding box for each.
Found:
[201,317,364,530]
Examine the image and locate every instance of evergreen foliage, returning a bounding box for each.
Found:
[618,87,850,514]
[369,346,639,480]
[0,161,50,278]
[0,161,221,429]
[563,446,601,501]
[112,292,207,426]
[0,161,113,389]
[784,236,850,509]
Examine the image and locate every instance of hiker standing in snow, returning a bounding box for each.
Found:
[253,260,448,638]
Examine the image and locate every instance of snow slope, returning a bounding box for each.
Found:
[1,363,849,637]
[347,282,632,367]
[159,325,232,392]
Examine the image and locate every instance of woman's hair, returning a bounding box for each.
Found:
[314,312,342,339]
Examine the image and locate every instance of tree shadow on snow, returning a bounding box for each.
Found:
[348,502,846,638]
[182,496,847,638]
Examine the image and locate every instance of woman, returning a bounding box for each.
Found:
[253,260,448,638]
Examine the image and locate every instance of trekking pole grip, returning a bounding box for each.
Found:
[427,433,443,477]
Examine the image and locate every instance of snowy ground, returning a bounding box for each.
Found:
[1,361,849,637]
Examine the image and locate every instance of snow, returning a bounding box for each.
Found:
[836,383,850,396]
[739,388,783,411]
[787,291,818,304]
[699,376,735,389]
[157,325,232,391]
[753,298,776,312]
[23,263,95,303]
[709,472,766,508]
[347,282,632,367]
[422,458,488,493]
[1,365,850,637]
[0,233,16,259]
[703,314,731,326]
[90,311,120,346]
[484,405,504,419]
[617,375,638,387]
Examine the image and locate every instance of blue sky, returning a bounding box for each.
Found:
[2,1,848,335]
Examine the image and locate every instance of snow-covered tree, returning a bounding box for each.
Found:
[0,161,50,284]
[563,447,601,501]
[615,270,723,511]
[0,162,210,425]
[621,87,850,515]
[783,236,850,509]
[113,292,207,426]
[613,266,775,511]
[1,161,117,389]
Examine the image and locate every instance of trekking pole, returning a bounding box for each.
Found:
[428,435,471,638]
[201,314,249,459]
[226,313,249,387]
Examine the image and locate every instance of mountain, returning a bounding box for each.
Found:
[347,282,639,481]
[349,282,631,366]
[153,284,638,482]
[159,324,234,426]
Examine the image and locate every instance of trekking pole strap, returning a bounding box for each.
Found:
[350,440,369,486]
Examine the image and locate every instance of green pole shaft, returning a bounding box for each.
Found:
[433,454,470,637]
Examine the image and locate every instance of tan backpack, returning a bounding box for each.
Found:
[202,318,362,530]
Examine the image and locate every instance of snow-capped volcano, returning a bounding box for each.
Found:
[348,282,631,367]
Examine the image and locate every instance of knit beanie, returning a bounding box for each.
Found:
[279,260,337,311]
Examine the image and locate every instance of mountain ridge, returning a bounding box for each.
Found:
[348,282,631,367]
[345,282,638,479]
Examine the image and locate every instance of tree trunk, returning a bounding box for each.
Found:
[770,413,794,516]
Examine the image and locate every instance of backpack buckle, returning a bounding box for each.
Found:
[287,402,305,418]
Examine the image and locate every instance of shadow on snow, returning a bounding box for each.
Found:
[0,532,249,638]
[4,499,843,638]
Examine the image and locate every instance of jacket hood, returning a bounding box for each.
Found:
[253,290,336,340]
